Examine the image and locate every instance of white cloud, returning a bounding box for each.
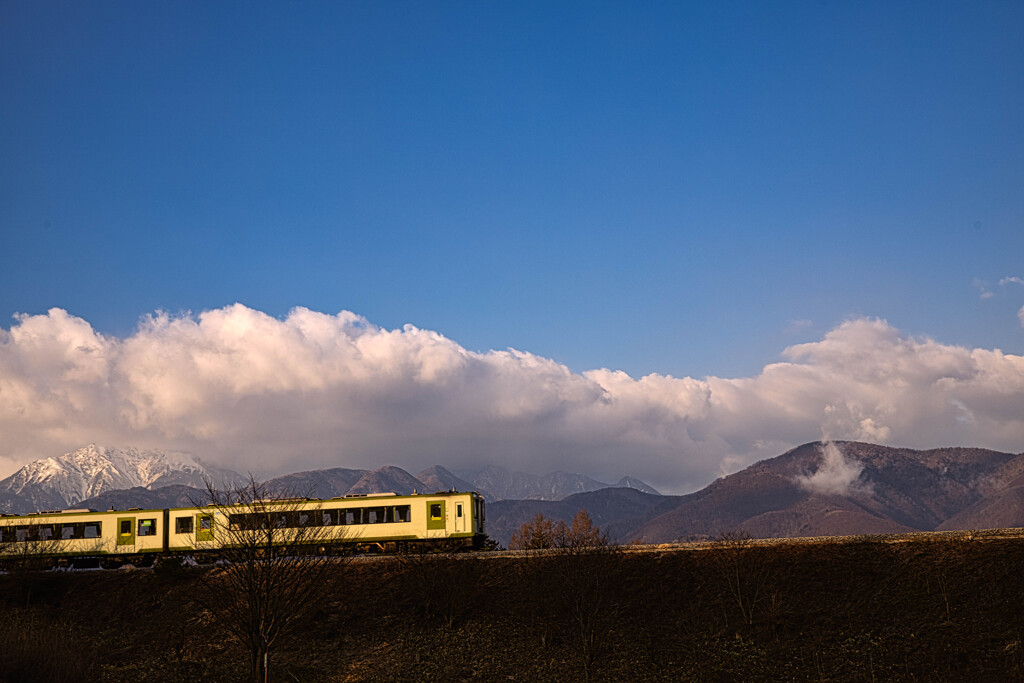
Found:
[1,306,1023,492]
[795,441,867,496]
[1000,276,1024,287]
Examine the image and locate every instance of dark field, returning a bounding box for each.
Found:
[2,535,1024,681]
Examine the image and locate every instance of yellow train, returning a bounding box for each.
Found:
[0,490,486,566]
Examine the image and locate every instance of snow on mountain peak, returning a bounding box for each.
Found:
[0,444,241,513]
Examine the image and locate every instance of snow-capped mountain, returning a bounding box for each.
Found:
[0,445,661,514]
[0,444,243,514]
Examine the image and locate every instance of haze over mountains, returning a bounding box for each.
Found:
[488,441,1024,546]
[0,444,657,515]
[4,442,1024,549]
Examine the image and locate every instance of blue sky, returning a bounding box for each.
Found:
[0,3,1022,488]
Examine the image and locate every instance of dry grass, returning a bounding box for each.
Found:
[2,536,1024,681]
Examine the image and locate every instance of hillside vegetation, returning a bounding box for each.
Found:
[488,442,1024,546]
[3,533,1024,681]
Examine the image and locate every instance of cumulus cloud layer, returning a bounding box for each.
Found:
[1,305,1023,492]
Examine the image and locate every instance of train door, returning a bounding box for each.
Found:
[116,517,135,549]
[196,513,214,542]
[426,500,446,535]
[455,501,466,533]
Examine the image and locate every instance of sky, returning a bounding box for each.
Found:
[1,2,1022,493]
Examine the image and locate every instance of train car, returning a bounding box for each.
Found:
[0,490,486,566]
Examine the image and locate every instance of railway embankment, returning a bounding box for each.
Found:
[2,531,1024,681]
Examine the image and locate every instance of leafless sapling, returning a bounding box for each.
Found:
[191,475,348,683]
[713,530,773,627]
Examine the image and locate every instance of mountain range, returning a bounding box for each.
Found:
[6,442,1024,549]
[0,445,242,514]
[487,441,1024,546]
[0,444,658,514]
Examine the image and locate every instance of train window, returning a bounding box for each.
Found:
[233,512,272,531]
[298,513,310,527]
[430,504,442,519]
[199,516,212,530]
[457,504,463,518]
[16,526,29,542]
[138,519,156,536]
[322,510,335,526]
[366,507,385,524]
[344,509,362,525]
[119,520,131,535]
[395,505,411,523]
[176,516,194,533]
[84,522,101,538]
[39,525,53,540]
[61,524,76,540]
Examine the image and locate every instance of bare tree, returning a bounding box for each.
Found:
[556,509,610,550]
[714,530,773,627]
[0,520,71,605]
[191,475,348,683]
[552,510,619,680]
[508,512,561,550]
[0,522,66,571]
[392,552,486,630]
[511,509,620,680]
[508,509,609,551]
